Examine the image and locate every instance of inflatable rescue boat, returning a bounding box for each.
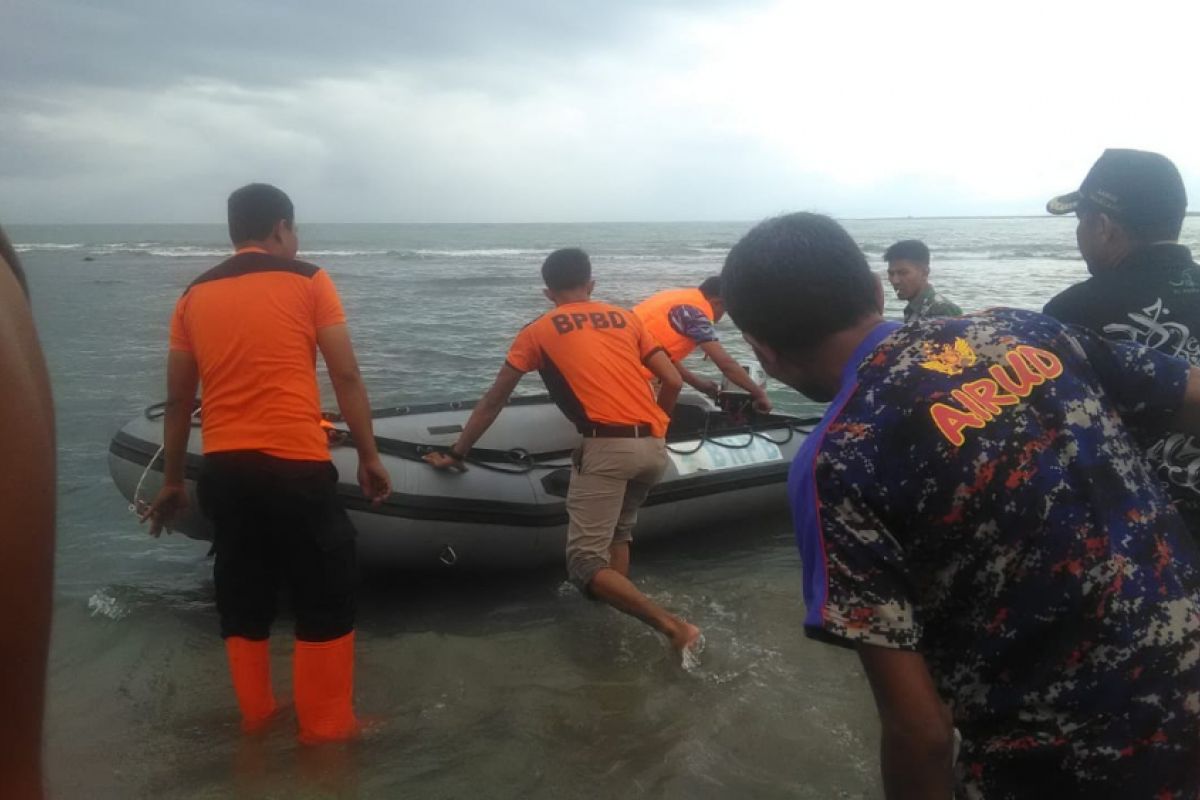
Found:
[108,394,811,570]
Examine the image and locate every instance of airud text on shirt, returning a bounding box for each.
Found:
[930,346,1065,446]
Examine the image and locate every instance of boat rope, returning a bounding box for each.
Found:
[131,399,820,485]
[664,414,816,455]
[129,405,202,516]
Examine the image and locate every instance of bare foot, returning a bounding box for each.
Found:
[671,622,704,669]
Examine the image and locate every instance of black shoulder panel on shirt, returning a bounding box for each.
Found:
[186,252,321,291]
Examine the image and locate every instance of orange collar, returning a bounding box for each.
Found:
[235,246,270,255]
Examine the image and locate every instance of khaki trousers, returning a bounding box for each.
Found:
[565,436,668,590]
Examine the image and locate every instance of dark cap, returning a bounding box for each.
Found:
[1047,149,1187,223]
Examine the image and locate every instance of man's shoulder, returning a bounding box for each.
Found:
[861,309,1067,390]
[927,293,962,315]
[1044,265,1200,327]
[1043,278,1103,321]
[637,288,675,305]
[187,252,322,292]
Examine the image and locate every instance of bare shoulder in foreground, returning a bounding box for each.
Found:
[0,227,56,800]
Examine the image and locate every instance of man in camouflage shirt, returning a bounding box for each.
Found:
[722,212,1200,798]
[885,239,963,322]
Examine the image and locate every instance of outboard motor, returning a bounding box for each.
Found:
[717,363,768,423]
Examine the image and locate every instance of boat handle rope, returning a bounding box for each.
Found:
[130,402,821,487]
[664,415,818,455]
[129,406,202,517]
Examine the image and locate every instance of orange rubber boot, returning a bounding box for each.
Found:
[224,636,279,733]
[293,632,360,744]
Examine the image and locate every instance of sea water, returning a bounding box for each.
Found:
[16,216,1200,798]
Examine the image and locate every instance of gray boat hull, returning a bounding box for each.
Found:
[108,395,808,571]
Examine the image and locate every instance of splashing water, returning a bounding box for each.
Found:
[87,588,129,620]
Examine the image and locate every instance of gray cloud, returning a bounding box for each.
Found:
[2,0,734,94]
[3,1,1196,223]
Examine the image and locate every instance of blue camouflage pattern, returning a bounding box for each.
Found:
[667,303,719,345]
[790,308,1200,798]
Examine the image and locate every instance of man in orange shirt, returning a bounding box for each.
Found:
[425,248,702,658]
[142,184,391,743]
[634,277,772,412]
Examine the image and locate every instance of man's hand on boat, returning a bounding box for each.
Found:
[139,482,188,537]
[358,456,393,506]
[424,450,468,473]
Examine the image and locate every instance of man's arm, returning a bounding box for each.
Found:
[674,360,719,398]
[141,350,199,537]
[0,248,54,800]
[162,351,199,486]
[645,350,682,417]
[1066,325,1200,434]
[425,364,524,470]
[698,340,772,412]
[1042,286,1089,327]
[858,644,956,800]
[317,323,391,503]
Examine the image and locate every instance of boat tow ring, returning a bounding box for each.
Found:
[439,545,459,567]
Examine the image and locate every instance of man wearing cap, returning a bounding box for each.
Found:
[424,248,703,660]
[1044,149,1200,536]
[633,277,772,412]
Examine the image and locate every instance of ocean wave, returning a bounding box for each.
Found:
[935,248,1081,262]
[12,242,549,259]
[860,243,1081,262]
[403,247,544,258]
[13,242,85,252]
[12,241,1083,262]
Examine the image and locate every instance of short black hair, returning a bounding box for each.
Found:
[227,183,294,245]
[722,213,878,352]
[698,276,721,299]
[883,239,930,267]
[541,248,592,291]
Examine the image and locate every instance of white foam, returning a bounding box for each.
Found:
[87,588,129,620]
[13,243,84,252]
[681,632,706,672]
[410,248,542,258]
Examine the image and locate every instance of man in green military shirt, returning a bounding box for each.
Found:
[884,239,962,322]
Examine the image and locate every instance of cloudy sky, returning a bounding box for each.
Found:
[2,0,1196,223]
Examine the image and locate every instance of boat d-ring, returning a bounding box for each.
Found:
[439,545,459,567]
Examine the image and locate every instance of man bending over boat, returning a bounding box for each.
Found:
[633,277,772,412]
[721,212,1200,797]
[141,184,391,742]
[425,248,703,659]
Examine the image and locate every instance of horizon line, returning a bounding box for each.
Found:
[5,213,1089,227]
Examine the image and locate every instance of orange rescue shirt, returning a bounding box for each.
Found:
[633,287,716,375]
[168,247,346,461]
[505,301,670,437]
